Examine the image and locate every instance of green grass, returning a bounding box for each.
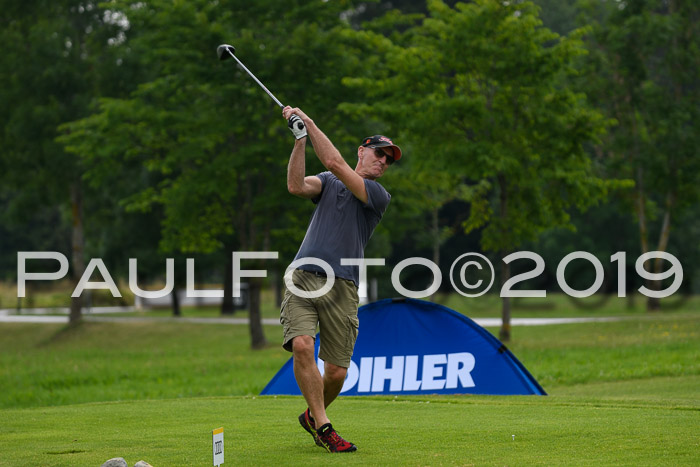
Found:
[0,323,290,409]
[0,308,698,465]
[0,394,697,466]
[436,291,700,318]
[1,280,133,309]
[2,312,697,409]
[507,314,700,389]
[80,291,700,320]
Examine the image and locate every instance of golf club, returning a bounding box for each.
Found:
[217,44,284,108]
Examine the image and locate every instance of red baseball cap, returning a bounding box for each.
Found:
[361,135,402,162]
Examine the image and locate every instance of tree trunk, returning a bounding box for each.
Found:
[171,288,181,317]
[431,206,440,301]
[248,277,267,349]
[221,251,234,315]
[633,165,654,310]
[647,192,675,311]
[635,167,649,255]
[499,251,512,343]
[69,182,85,326]
[497,174,511,342]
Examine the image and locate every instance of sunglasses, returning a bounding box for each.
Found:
[370,146,395,165]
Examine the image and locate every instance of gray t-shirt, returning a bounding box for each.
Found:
[293,171,391,286]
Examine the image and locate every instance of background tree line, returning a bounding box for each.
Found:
[1,0,698,345]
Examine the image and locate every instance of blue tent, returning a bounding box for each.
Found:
[261,298,546,396]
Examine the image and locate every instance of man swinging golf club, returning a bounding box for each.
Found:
[281,105,401,452]
[217,44,400,451]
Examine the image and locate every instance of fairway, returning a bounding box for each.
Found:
[0,311,698,465]
[1,392,698,466]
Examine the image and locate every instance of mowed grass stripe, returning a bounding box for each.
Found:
[1,312,698,464]
[0,322,290,409]
[0,395,697,466]
[0,314,698,409]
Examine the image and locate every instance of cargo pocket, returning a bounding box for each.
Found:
[345,314,360,355]
[279,288,291,326]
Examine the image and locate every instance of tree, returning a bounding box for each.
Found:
[578,0,700,310]
[0,0,135,324]
[59,0,366,348]
[341,0,624,340]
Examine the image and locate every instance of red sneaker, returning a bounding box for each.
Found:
[298,409,323,447]
[316,423,357,453]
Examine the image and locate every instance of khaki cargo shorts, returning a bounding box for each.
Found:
[280,269,359,368]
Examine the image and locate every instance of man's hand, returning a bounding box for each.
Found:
[283,106,310,140]
[288,114,307,139]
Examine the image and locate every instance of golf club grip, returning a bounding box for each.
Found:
[227,50,284,108]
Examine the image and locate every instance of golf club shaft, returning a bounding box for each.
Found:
[224,48,284,108]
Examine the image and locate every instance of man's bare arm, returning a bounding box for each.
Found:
[287,136,322,199]
[283,106,368,204]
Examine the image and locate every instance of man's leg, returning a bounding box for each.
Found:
[316,277,358,410]
[323,361,347,408]
[288,274,358,452]
[292,335,330,427]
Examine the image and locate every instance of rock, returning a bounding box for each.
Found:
[101,458,128,467]
[134,462,153,467]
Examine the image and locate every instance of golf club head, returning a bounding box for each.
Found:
[217,44,236,61]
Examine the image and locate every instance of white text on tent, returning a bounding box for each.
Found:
[318,353,476,394]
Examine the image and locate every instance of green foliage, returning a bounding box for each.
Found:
[0,0,137,276]
[58,0,366,257]
[571,0,700,306]
[342,0,626,255]
[577,0,700,232]
[3,0,697,297]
